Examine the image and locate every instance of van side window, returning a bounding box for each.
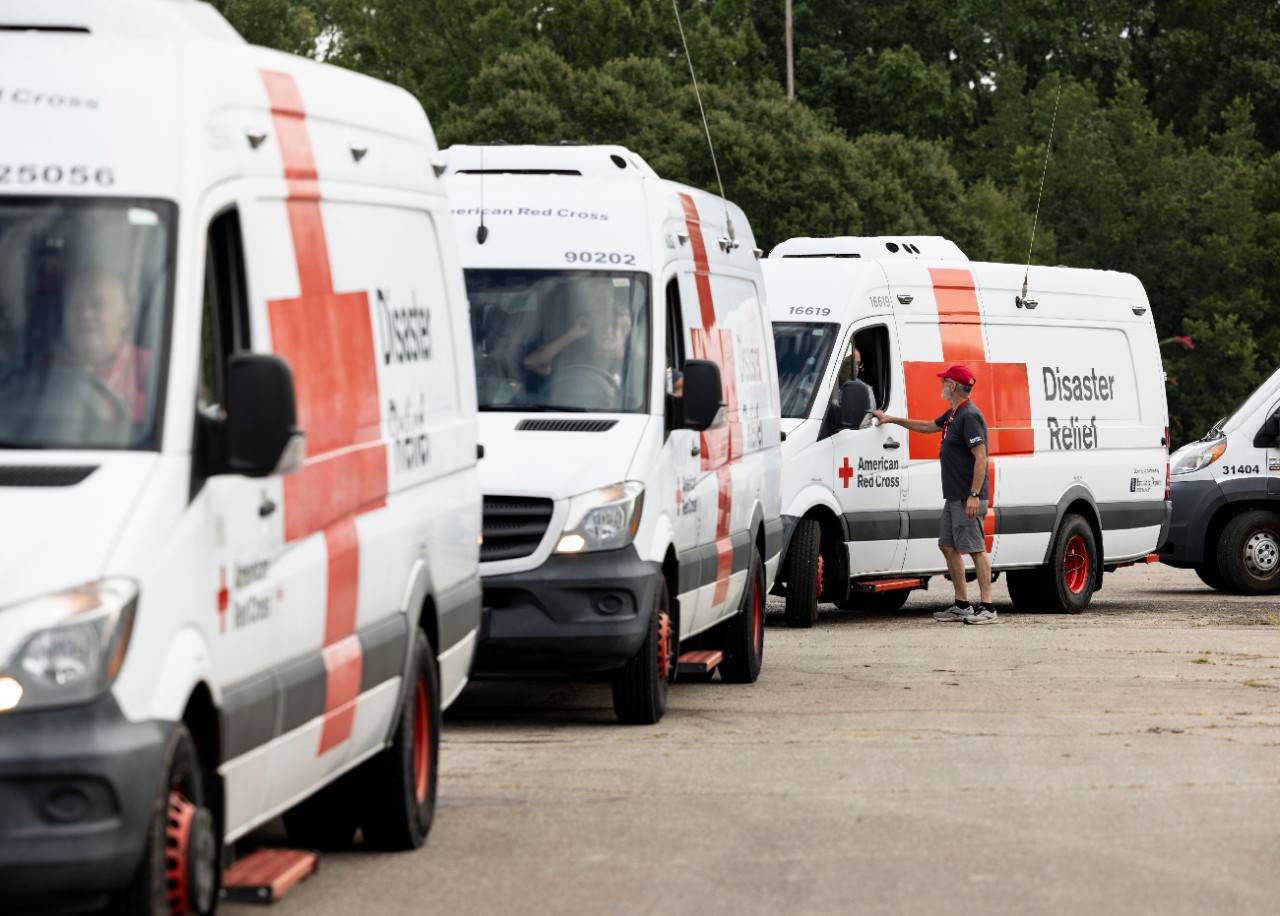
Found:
[195,210,250,487]
[198,209,250,415]
[841,325,891,411]
[664,278,686,435]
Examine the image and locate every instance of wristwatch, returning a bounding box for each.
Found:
[969,491,980,498]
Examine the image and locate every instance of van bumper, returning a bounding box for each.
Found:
[0,695,169,913]
[1158,479,1223,567]
[477,546,661,674]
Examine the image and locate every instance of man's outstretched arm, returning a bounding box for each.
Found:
[873,409,941,434]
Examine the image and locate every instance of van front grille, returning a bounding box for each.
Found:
[482,496,554,562]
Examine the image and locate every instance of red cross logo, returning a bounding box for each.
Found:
[903,268,1033,552]
[216,566,229,634]
[260,71,388,756]
[838,456,855,489]
[680,194,742,607]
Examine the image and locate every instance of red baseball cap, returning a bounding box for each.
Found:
[936,364,977,386]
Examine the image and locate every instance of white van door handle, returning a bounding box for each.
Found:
[690,443,701,457]
[258,495,277,518]
[883,438,900,450]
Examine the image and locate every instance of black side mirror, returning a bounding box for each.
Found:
[680,359,724,432]
[839,379,874,429]
[1255,412,1280,448]
[225,353,304,477]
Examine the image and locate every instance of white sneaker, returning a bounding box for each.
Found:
[965,607,999,625]
[933,604,974,622]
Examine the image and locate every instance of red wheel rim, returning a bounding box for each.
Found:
[164,791,196,916]
[1063,534,1090,595]
[412,676,430,804]
[814,553,825,599]
[656,610,672,681]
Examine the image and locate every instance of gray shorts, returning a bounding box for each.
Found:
[938,499,988,553]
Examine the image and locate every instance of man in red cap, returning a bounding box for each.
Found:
[873,364,996,624]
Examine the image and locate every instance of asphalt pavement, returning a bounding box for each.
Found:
[223,564,1280,915]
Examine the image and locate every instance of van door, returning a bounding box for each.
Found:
[193,206,289,835]
[664,277,708,636]
[832,319,908,575]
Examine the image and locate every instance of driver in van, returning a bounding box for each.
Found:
[836,347,874,429]
[523,291,631,387]
[55,268,149,422]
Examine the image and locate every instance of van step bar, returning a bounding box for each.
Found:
[677,650,723,675]
[850,577,926,594]
[222,849,318,905]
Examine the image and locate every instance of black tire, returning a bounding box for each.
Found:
[1006,513,1098,614]
[1194,558,1227,591]
[783,519,821,628]
[111,724,218,916]
[1216,510,1280,595]
[612,578,673,724]
[719,547,766,684]
[358,627,441,850]
[836,589,912,613]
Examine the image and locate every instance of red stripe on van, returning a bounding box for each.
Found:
[679,194,742,605]
[261,69,388,756]
[902,269,1034,462]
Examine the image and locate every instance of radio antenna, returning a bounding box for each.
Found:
[1019,76,1063,307]
[671,0,736,246]
[476,145,489,244]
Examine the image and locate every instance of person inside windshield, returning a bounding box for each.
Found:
[54,268,149,422]
[524,286,632,387]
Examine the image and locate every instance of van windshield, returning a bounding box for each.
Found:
[0,197,174,450]
[1219,367,1280,437]
[465,269,650,413]
[772,322,839,418]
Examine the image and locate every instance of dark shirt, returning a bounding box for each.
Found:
[934,400,988,500]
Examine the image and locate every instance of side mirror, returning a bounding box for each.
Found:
[839,379,874,429]
[1254,412,1280,448]
[680,359,724,432]
[225,353,305,477]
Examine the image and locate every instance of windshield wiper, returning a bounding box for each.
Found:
[0,438,46,449]
[480,404,592,413]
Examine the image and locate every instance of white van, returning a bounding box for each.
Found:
[764,236,1169,625]
[442,144,783,724]
[0,3,480,913]
[1160,367,1280,594]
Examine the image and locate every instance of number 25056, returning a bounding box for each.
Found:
[0,164,115,185]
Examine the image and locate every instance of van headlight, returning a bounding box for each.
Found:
[1170,439,1227,476]
[0,578,138,712]
[555,482,644,554]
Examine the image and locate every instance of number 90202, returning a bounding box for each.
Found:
[564,251,637,266]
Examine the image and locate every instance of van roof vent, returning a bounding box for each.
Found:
[455,169,581,177]
[770,236,967,262]
[0,465,97,487]
[0,25,90,33]
[515,418,618,433]
[443,145,659,181]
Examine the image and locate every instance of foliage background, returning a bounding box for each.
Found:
[213,0,1280,444]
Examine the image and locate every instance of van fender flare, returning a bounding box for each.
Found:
[782,486,847,550]
[145,626,219,723]
[1041,484,1101,566]
[388,558,435,742]
[640,511,677,570]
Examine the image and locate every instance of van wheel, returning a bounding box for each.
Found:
[111,724,218,916]
[837,589,912,613]
[719,547,766,683]
[1194,558,1227,591]
[612,579,673,724]
[1216,510,1280,595]
[358,627,440,849]
[1007,514,1097,614]
[783,519,821,628]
